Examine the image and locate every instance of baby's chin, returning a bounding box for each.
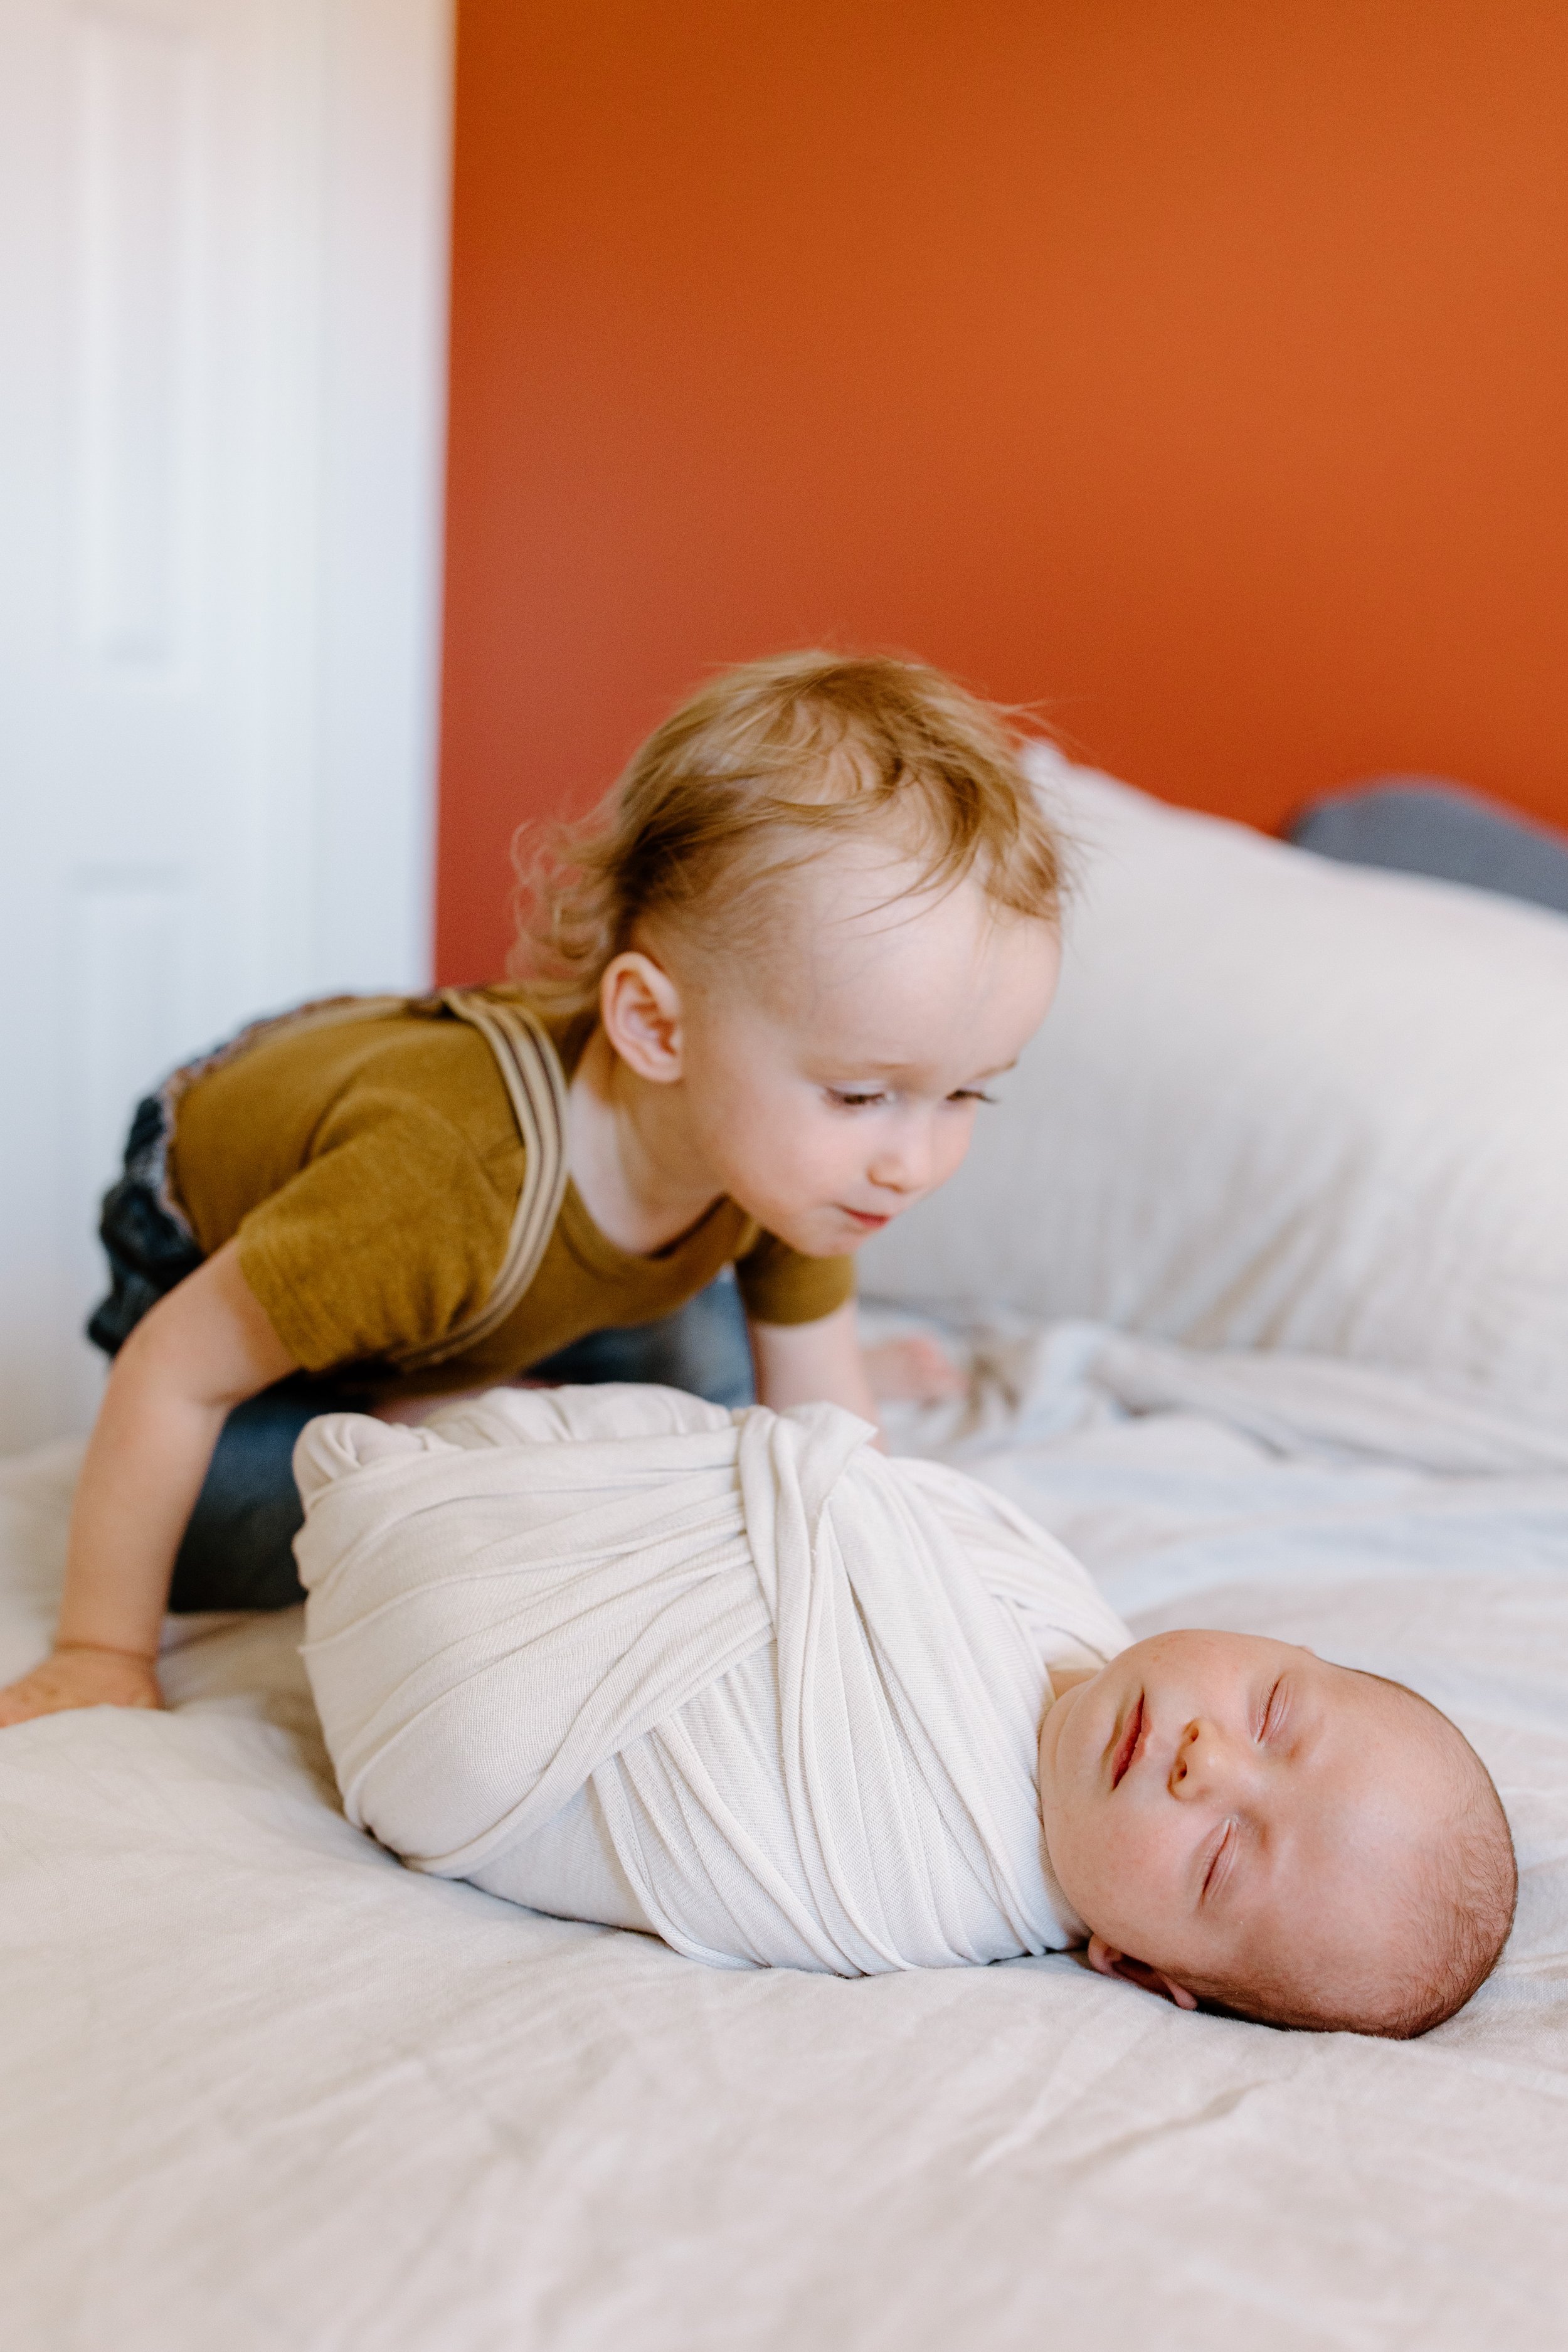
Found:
[1035,1812,1091,1944]
[1035,1670,1104,1942]
[1036,1660,1102,1794]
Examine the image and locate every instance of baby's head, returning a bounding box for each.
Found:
[512,650,1064,1254]
[1037,1629,1516,2037]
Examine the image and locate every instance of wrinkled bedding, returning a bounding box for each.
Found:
[3,1320,1565,2349]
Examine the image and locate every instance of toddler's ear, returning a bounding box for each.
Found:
[1086,1934,1199,2011]
[600,950,684,1082]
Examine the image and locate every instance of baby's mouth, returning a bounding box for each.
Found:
[1109,1692,1146,1791]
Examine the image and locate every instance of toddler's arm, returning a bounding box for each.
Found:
[749,1301,966,1439]
[0,1241,297,1727]
[747,1297,892,1437]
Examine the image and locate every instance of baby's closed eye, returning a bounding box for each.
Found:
[1200,1820,1238,1903]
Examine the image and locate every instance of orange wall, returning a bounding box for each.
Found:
[437,0,1568,981]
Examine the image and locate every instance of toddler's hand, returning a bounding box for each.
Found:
[0,1645,163,1727]
[862,1335,967,1405]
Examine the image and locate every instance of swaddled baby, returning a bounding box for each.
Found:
[295,1385,1515,2035]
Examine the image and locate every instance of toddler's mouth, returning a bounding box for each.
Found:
[1109,1692,1146,1790]
[838,1207,891,1231]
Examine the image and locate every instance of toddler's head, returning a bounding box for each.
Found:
[1037,1629,1516,2036]
[512,650,1064,1254]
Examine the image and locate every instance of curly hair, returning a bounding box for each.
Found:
[508,650,1067,1017]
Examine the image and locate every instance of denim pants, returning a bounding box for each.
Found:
[90,1093,754,1614]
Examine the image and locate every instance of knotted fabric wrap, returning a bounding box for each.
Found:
[295,1386,1130,1974]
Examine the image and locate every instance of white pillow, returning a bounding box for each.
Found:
[859,751,1568,1429]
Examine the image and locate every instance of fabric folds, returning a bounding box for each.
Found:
[294,1385,1129,1974]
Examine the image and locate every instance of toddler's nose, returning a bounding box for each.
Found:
[866,1123,936,1195]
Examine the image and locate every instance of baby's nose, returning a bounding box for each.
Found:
[1169,1717,1231,1798]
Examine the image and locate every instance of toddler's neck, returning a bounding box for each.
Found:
[567,1024,726,1256]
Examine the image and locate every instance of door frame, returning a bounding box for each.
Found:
[300,0,453,999]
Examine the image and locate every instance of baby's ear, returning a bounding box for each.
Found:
[1086,1934,1199,2012]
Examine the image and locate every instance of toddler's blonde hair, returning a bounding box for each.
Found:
[509,650,1067,1017]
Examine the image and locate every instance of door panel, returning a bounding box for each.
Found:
[0,0,452,1443]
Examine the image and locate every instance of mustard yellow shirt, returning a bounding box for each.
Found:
[168,993,853,1395]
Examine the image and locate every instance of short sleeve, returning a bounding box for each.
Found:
[235,1089,512,1372]
[733,1231,856,1327]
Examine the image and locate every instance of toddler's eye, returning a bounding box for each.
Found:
[829,1089,887,1110]
[947,1089,999,1106]
[1259,1678,1286,1740]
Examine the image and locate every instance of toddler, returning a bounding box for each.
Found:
[0,652,1064,1727]
[294,1383,1517,2039]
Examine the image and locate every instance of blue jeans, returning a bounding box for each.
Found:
[90,1092,755,1613]
[164,1380,379,1611]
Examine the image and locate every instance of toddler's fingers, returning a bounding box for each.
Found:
[0,1675,62,1728]
[0,1654,164,1725]
[863,1336,968,1403]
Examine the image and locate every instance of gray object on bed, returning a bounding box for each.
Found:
[1288,776,1568,915]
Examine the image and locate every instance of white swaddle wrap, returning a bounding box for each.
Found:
[294,1385,1130,1974]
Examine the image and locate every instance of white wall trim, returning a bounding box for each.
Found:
[309,0,453,998]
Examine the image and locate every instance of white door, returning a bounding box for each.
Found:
[0,0,453,1446]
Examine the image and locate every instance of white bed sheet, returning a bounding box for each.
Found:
[3,1328,1566,2350]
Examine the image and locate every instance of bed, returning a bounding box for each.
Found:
[4,759,1566,2347]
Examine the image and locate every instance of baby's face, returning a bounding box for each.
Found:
[664,848,1058,1259]
[1037,1629,1451,2013]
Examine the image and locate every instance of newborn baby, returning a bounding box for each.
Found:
[1038,1630,1513,2032]
[294,1385,1515,2035]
